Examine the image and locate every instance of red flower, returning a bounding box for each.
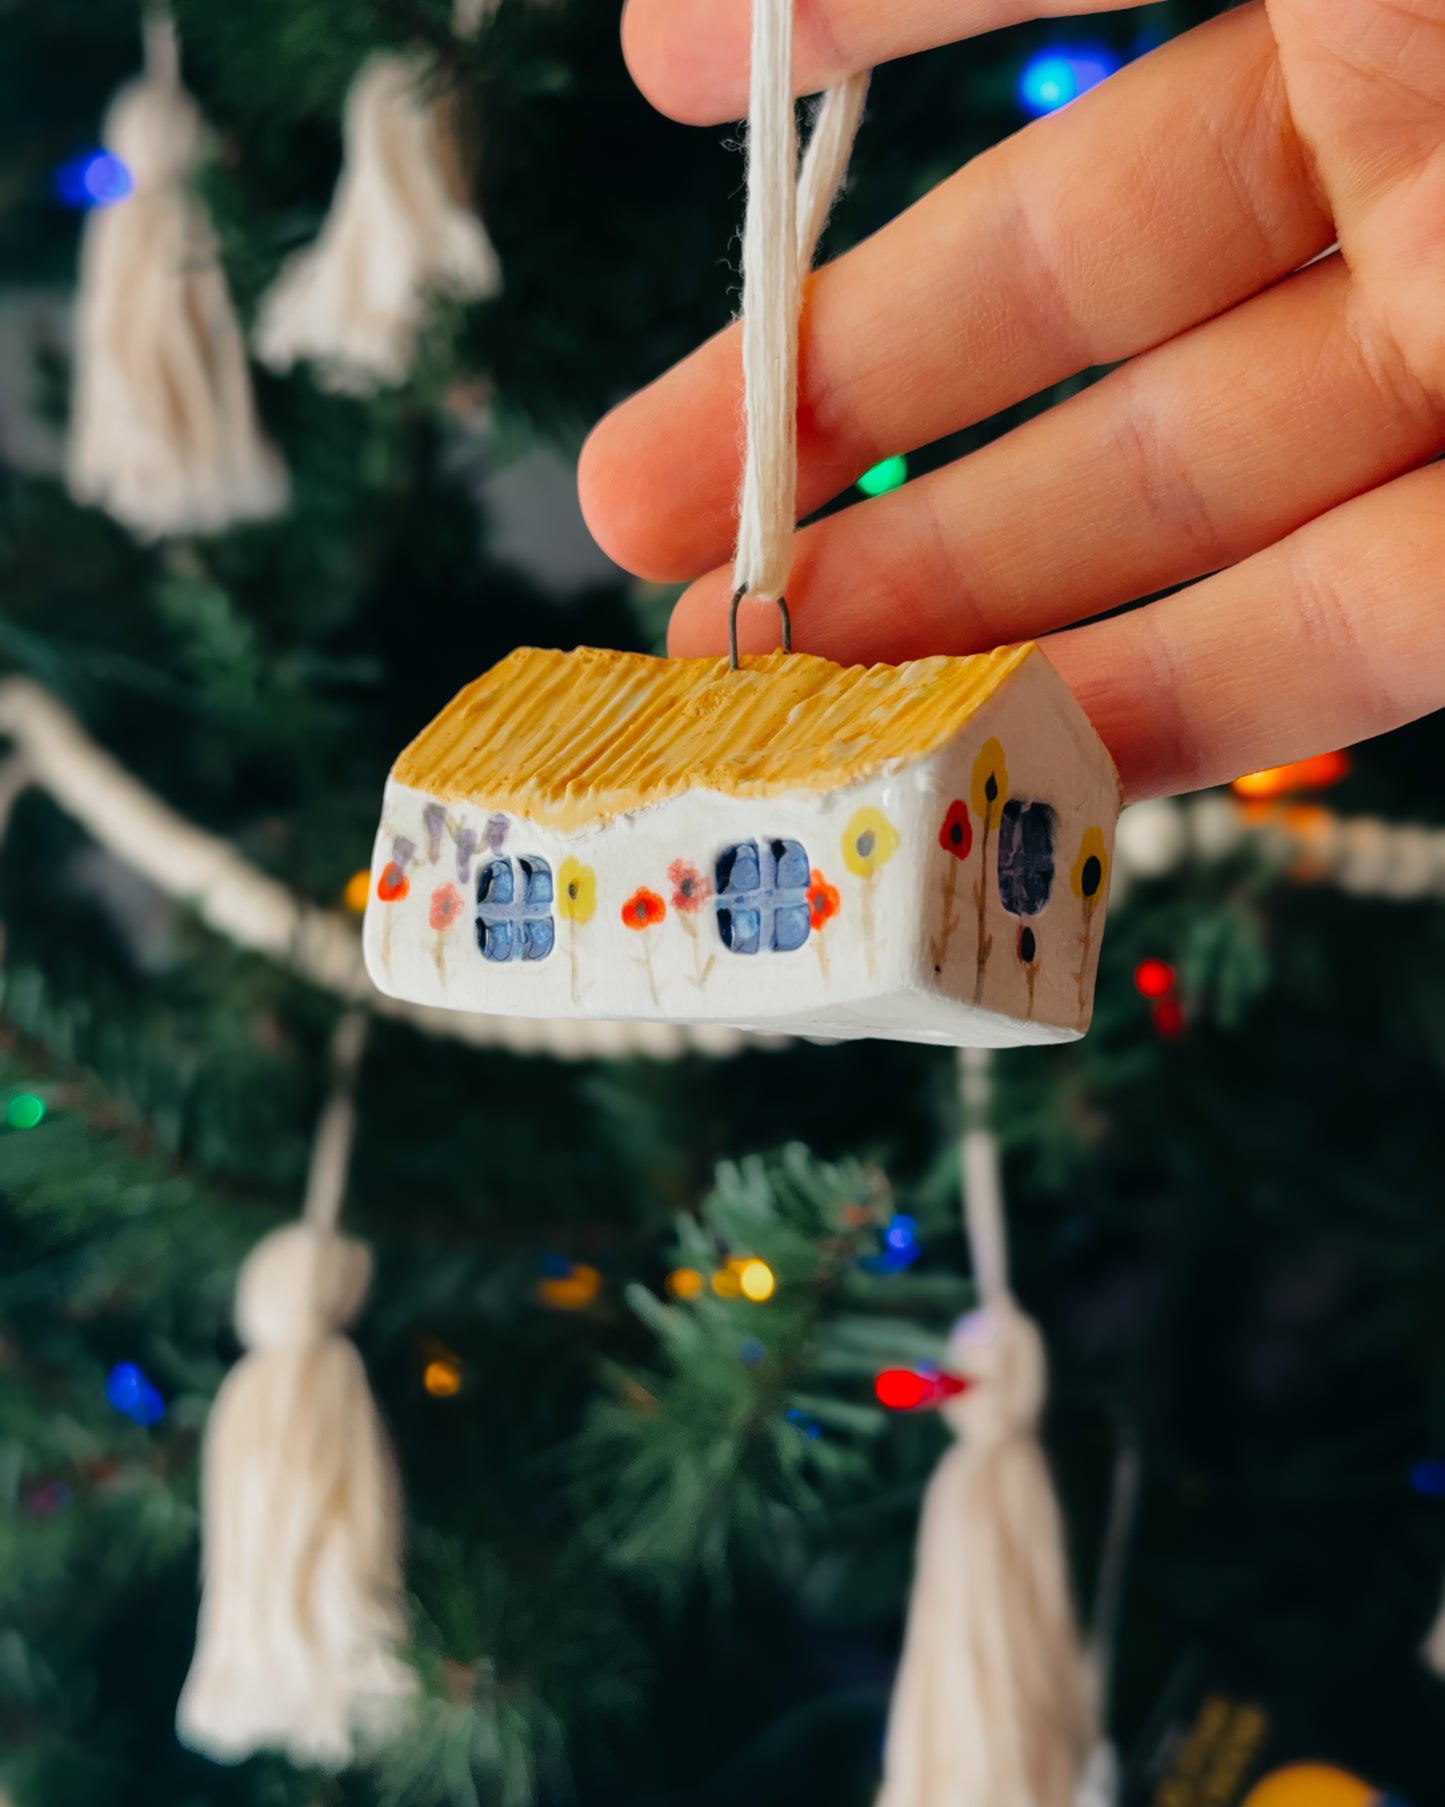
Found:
[622,887,666,930]
[429,882,463,931]
[806,868,840,931]
[376,861,409,902]
[938,800,973,860]
[667,859,711,915]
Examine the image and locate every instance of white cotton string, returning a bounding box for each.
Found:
[733,0,867,606]
[302,1011,369,1236]
[959,1046,1010,1306]
[142,10,180,85]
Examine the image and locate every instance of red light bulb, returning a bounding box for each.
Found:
[1134,957,1175,999]
[876,1369,928,1410]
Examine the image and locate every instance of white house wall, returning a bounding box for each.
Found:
[363,657,1120,1047]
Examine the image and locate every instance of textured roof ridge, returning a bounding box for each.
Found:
[394,643,1037,831]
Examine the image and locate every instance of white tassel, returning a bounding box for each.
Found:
[68,21,288,539]
[178,1016,414,1766]
[255,53,501,395]
[1423,1588,1445,1675]
[879,1302,1093,1807]
[879,1049,1092,1807]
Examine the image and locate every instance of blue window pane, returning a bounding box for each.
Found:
[479,919,514,962]
[478,859,514,906]
[997,800,1057,918]
[715,840,811,954]
[476,855,554,963]
[718,905,762,954]
[717,842,761,895]
[773,904,810,952]
[772,839,809,889]
[520,858,552,906]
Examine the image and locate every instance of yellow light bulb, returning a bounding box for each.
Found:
[738,1259,776,1302]
[343,868,371,913]
[711,1266,741,1300]
[666,1267,705,1301]
[424,1358,462,1398]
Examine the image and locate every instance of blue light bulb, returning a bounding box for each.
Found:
[1018,49,1119,118]
[106,1361,165,1427]
[54,149,133,211]
[1410,1457,1445,1497]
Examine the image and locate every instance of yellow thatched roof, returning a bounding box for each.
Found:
[394,643,1036,832]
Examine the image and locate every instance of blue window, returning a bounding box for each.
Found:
[996,800,1056,918]
[476,856,555,963]
[715,839,811,954]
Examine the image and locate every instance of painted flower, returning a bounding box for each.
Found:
[807,869,840,931]
[429,883,464,931]
[1070,826,1109,911]
[842,807,900,879]
[486,814,510,852]
[423,802,446,863]
[376,861,409,903]
[970,739,1009,826]
[558,858,597,926]
[668,859,711,915]
[454,824,479,884]
[622,887,666,930]
[938,800,973,860]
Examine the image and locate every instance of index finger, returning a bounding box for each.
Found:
[622,0,1137,124]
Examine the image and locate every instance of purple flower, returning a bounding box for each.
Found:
[486,814,509,852]
[392,835,416,868]
[423,802,446,863]
[455,825,478,884]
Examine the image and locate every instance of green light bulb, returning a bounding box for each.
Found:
[7,1094,46,1130]
[857,454,908,497]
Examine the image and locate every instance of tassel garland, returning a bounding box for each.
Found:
[68,19,288,538]
[878,1050,1092,1807]
[255,53,501,395]
[177,1015,414,1767]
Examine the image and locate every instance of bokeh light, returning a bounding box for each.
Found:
[1018,49,1118,117]
[106,1362,164,1427]
[857,455,908,497]
[6,1093,46,1130]
[424,1358,462,1398]
[54,149,133,209]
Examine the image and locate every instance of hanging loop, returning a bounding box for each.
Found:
[728,587,793,671]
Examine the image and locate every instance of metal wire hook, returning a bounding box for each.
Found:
[728,587,793,671]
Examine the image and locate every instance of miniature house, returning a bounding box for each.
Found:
[363,644,1121,1046]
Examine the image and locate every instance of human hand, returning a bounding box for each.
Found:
[579,0,1445,800]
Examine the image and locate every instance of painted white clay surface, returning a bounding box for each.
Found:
[364,654,1120,1047]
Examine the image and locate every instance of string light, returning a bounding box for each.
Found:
[423,1358,462,1398]
[710,1264,741,1300]
[1232,750,1350,800]
[875,1367,972,1411]
[5,1093,46,1130]
[785,1407,822,1439]
[342,869,371,912]
[1133,958,1175,1000]
[737,1258,776,1302]
[54,148,133,210]
[1410,1458,1445,1498]
[1152,998,1185,1039]
[857,454,908,497]
[1018,49,1118,117]
[666,1267,705,1301]
[538,1262,602,1310]
[106,1361,164,1427]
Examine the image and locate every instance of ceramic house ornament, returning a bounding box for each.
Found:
[363,644,1121,1047]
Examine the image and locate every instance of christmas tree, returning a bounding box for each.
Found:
[3,3,1444,1804]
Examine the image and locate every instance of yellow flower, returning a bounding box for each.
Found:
[970,738,1009,826]
[842,806,900,879]
[1070,827,1109,910]
[557,857,596,925]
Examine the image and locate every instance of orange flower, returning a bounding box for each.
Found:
[667,859,711,915]
[806,869,840,931]
[429,882,464,931]
[376,861,409,903]
[622,887,666,930]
